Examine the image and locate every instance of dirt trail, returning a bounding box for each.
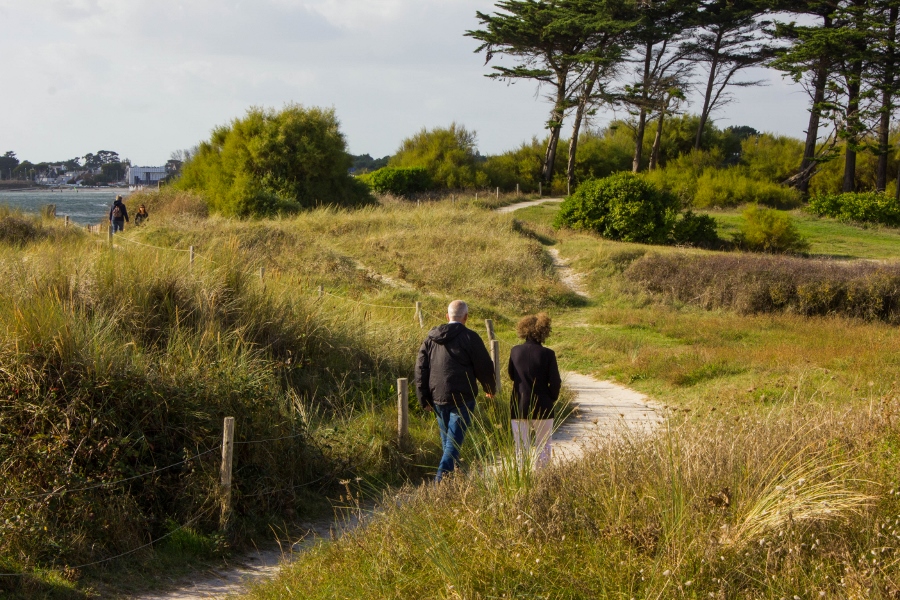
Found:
[552,373,662,462]
[132,516,360,600]
[130,198,660,599]
[494,197,563,214]
[497,197,663,457]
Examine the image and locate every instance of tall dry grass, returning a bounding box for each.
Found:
[247,391,900,599]
[0,197,574,585]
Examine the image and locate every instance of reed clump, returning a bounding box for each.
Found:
[0,206,82,247]
[625,252,900,323]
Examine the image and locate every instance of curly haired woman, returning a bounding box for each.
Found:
[508,312,561,469]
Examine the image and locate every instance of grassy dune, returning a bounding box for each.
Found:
[5,194,900,597]
[244,199,900,599]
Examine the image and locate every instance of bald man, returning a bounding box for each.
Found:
[415,300,495,481]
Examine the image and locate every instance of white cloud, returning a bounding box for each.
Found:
[0,0,812,165]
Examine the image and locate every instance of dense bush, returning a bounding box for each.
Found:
[643,150,801,209]
[733,204,809,254]
[554,173,720,247]
[390,123,489,189]
[671,211,720,247]
[363,167,432,196]
[625,251,900,322]
[554,173,678,243]
[693,169,802,209]
[739,133,804,183]
[177,104,372,217]
[807,191,900,227]
[481,137,546,193]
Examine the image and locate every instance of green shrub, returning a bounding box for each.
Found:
[733,204,809,254]
[177,104,372,217]
[572,126,635,180]
[482,137,546,193]
[389,123,489,189]
[554,173,682,244]
[739,133,804,183]
[671,211,720,247]
[693,169,802,209]
[807,191,900,227]
[642,149,801,210]
[363,167,432,196]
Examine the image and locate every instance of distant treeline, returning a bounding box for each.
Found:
[464,0,899,194]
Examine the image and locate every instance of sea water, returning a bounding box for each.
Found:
[0,188,132,225]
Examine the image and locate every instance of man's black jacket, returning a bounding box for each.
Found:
[415,322,495,408]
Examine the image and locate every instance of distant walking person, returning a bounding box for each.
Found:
[415,300,496,482]
[134,204,149,226]
[508,313,561,470]
[109,195,129,233]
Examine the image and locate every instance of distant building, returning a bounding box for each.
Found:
[126,166,166,186]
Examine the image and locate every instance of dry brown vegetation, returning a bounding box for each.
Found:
[624,252,900,323]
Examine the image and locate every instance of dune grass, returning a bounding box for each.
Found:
[247,396,900,599]
[7,194,900,597]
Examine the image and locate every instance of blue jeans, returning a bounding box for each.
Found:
[111,219,125,233]
[434,401,476,482]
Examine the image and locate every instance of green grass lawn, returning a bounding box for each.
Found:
[506,202,900,411]
[705,208,900,260]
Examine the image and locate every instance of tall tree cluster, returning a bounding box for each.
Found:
[469,0,900,195]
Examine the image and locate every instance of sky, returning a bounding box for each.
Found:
[0,0,813,166]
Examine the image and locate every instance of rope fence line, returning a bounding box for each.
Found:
[321,290,416,311]
[97,230,442,325]
[114,235,192,254]
[0,447,219,503]
[0,510,211,577]
[0,430,307,504]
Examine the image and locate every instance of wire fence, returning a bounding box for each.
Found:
[0,447,220,503]
[0,424,307,577]
[0,511,212,576]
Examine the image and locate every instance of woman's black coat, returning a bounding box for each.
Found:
[508,340,561,420]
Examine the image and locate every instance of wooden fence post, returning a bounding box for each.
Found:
[485,318,496,341]
[490,340,502,396]
[259,267,265,282]
[220,416,235,530]
[318,285,324,298]
[64,215,70,227]
[516,183,520,196]
[539,182,542,197]
[415,301,424,328]
[107,225,113,247]
[397,378,409,442]
[496,187,499,200]
[189,246,195,266]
